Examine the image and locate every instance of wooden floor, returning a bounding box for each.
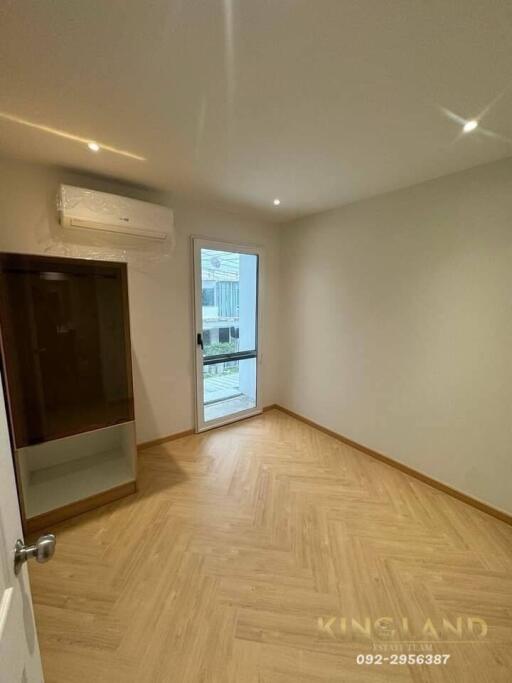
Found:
[29,409,512,682]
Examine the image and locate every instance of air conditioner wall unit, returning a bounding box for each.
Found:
[58,185,173,240]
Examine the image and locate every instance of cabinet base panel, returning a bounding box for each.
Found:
[24,480,137,534]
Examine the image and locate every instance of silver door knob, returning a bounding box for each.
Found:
[14,534,56,574]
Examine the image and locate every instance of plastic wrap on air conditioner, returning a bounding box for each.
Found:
[43,187,175,271]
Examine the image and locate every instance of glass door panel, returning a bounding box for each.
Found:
[194,241,260,430]
[203,357,257,423]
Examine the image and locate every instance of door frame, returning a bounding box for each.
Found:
[192,237,264,432]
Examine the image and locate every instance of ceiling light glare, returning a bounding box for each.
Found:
[273,198,281,206]
[463,120,478,133]
[87,141,100,152]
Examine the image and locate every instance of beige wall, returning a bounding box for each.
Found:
[0,157,280,443]
[279,158,512,514]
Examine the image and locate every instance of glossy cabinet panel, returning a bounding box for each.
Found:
[0,253,134,448]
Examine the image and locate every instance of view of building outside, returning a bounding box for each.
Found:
[201,248,240,357]
[200,248,257,421]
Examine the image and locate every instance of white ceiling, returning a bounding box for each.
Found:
[1,0,512,221]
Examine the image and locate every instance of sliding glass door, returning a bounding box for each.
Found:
[193,239,261,431]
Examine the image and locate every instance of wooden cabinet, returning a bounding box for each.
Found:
[0,253,136,531]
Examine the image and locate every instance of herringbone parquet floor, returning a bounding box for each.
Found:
[29,409,512,682]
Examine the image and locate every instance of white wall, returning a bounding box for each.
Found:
[0,156,280,443]
[1,154,510,514]
[279,158,512,514]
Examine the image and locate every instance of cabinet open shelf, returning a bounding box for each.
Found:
[15,421,136,526]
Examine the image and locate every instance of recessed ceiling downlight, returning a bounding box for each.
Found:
[463,120,478,133]
[273,198,281,206]
[87,141,100,152]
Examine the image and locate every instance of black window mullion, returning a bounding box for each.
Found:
[203,350,257,366]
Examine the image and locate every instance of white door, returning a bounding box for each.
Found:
[0,368,45,683]
[193,239,262,431]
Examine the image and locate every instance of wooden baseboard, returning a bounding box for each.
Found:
[25,481,137,534]
[138,404,278,450]
[273,405,512,527]
[138,429,195,450]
